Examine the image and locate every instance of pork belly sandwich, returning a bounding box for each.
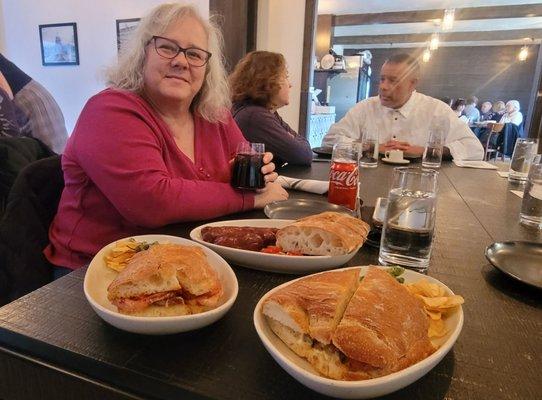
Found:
[262,267,435,380]
[107,244,222,317]
[276,212,370,256]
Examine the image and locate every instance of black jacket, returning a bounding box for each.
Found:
[0,155,63,305]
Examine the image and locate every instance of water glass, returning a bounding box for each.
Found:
[422,129,444,168]
[520,155,542,229]
[509,138,538,182]
[359,132,378,168]
[379,167,439,272]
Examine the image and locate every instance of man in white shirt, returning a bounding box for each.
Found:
[322,54,484,161]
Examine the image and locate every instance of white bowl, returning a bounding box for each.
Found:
[253,266,463,399]
[84,234,238,335]
[190,219,361,274]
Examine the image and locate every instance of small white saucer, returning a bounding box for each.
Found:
[382,158,410,165]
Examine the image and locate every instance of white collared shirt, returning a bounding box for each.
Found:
[322,92,484,161]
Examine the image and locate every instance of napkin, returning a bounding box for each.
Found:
[510,190,524,198]
[453,160,498,170]
[277,175,329,194]
[497,171,509,178]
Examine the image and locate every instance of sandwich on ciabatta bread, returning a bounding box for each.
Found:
[276,212,370,256]
[263,267,435,380]
[107,244,222,317]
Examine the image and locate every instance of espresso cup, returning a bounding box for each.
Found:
[385,149,404,162]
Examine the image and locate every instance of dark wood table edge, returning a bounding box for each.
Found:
[0,327,213,400]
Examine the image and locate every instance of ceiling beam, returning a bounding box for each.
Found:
[333,29,542,45]
[334,4,542,26]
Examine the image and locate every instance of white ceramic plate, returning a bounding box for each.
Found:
[253,266,464,399]
[189,219,361,274]
[84,234,238,335]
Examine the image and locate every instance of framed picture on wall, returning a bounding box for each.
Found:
[39,22,79,66]
[116,18,141,54]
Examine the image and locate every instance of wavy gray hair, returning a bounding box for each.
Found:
[106,3,230,123]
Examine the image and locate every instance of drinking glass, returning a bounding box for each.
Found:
[520,155,542,229]
[509,138,538,182]
[422,129,444,168]
[231,142,265,190]
[379,167,439,272]
[359,132,378,168]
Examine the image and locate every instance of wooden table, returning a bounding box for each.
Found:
[1,161,541,400]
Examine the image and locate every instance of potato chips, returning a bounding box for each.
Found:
[105,239,157,272]
[405,279,464,339]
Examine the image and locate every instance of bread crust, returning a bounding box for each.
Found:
[263,268,360,344]
[276,212,370,256]
[263,266,435,380]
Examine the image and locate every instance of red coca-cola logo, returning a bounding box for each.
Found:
[329,166,358,187]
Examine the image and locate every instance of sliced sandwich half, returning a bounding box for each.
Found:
[262,267,435,380]
[107,244,222,317]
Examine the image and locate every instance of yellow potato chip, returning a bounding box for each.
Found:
[405,278,464,340]
[428,318,447,338]
[104,239,155,272]
[418,295,449,308]
[425,309,442,320]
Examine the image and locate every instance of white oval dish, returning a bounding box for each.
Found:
[84,234,238,335]
[189,219,361,274]
[253,266,463,399]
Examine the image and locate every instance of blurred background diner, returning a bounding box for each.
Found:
[229,51,313,167]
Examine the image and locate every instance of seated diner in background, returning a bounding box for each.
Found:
[463,96,480,124]
[499,100,523,126]
[44,3,288,273]
[0,54,68,153]
[479,101,497,122]
[322,53,484,161]
[451,98,469,124]
[492,100,506,120]
[229,51,312,167]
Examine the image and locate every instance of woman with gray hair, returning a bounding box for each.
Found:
[45,3,287,274]
[499,100,523,126]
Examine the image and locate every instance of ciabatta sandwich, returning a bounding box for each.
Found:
[263,267,435,380]
[107,244,222,317]
[276,212,370,256]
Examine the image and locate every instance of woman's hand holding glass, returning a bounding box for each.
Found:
[254,152,289,208]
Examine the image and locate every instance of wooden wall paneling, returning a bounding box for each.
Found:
[334,4,542,26]
[209,0,257,72]
[334,29,542,46]
[299,0,318,138]
[350,45,539,115]
[315,14,332,60]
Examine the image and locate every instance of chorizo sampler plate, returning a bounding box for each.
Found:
[189,219,362,274]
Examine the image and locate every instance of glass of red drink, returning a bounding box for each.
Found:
[328,142,359,210]
[231,142,266,190]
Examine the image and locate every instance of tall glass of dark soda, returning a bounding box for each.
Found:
[231,142,266,190]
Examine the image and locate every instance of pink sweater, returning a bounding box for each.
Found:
[44,89,254,269]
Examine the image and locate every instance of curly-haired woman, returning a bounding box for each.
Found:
[230,51,313,167]
[45,4,287,273]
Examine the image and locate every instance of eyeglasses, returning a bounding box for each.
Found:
[151,36,212,67]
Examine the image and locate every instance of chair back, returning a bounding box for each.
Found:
[0,155,64,305]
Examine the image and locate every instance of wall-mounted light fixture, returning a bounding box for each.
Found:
[442,9,455,31]
[422,49,431,63]
[429,33,440,51]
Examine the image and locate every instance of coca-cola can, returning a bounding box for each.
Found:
[328,142,359,210]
